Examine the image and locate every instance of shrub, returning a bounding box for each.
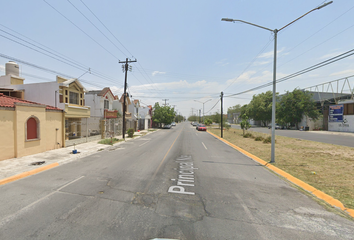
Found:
[263,136,272,143]
[98,138,120,145]
[255,136,264,141]
[127,128,134,138]
[243,133,254,138]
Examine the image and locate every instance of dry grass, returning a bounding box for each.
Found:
[208,127,354,209]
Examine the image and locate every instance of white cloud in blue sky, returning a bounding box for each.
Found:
[0,0,353,116]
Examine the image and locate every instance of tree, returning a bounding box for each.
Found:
[152,103,176,125]
[175,114,184,123]
[247,91,275,126]
[227,104,242,114]
[240,114,251,136]
[277,89,320,129]
[188,115,198,122]
[204,118,212,126]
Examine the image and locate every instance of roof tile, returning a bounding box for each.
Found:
[0,93,62,111]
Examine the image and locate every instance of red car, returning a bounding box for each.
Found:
[197,124,207,131]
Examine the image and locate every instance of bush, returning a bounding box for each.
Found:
[127,128,134,138]
[255,136,264,141]
[263,136,272,143]
[243,133,254,138]
[98,138,120,145]
[204,118,213,126]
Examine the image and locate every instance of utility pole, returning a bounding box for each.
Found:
[199,109,201,123]
[162,99,169,106]
[119,58,137,140]
[221,92,224,138]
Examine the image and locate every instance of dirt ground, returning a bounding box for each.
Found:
[208,127,354,210]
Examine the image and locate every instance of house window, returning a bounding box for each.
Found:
[26,117,39,140]
[65,90,68,95]
[104,100,109,109]
[69,92,79,104]
[65,97,68,103]
[80,93,83,98]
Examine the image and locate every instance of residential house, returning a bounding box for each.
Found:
[0,93,64,161]
[85,87,121,139]
[0,61,91,146]
[113,93,135,132]
[137,105,152,130]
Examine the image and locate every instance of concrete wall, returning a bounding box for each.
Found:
[0,108,15,161]
[0,105,64,161]
[8,82,61,108]
[328,115,354,133]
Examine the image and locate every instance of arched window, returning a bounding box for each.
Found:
[26,116,40,140]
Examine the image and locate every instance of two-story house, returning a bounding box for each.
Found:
[0,61,91,147]
[85,87,121,139]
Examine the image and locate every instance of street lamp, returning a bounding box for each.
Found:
[194,99,212,123]
[222,1,332,163]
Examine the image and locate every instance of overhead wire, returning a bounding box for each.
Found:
[76,0,163,94]
[0,26,122,85]
[0,53,111,89]
[225,48,354,97]
[43,0,119,61]
[204,99,221,114]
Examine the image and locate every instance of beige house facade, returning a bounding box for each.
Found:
[0,93,64,161]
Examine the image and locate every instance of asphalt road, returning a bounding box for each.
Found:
[231,124,354,148]
[0,122,353,239]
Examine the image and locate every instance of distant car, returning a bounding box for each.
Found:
[197,124,206,131]
[268,123,281,129]
[163,124,171,129]
[192,122,198,126]
[171,122,176,126]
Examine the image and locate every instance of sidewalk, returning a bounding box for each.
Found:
[0,129,157,182]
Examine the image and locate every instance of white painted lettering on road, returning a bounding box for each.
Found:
[168,155,197,195]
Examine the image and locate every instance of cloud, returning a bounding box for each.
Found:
[152,71,166,76]
[330,69,354,77]
[319,52,342,60]
[215,59,229,66]
[258,47,286,59]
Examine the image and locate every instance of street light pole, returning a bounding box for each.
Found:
[222,1,332,163]
[194,99,212,123]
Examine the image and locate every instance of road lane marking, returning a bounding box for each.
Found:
[0,175,85,228]
[143,127,184,194]
[202,142,207,150]
[139,141,149,147]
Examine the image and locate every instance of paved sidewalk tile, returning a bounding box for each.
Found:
[0,129,157,180]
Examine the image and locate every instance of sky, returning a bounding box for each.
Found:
[0,0,354,117]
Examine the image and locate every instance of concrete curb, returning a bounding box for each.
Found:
[0,162,59,186]
[207,130,354,218]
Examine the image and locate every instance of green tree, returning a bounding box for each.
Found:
[240,104,249,117]
[204,118,212,126]
[240,114,251,136]
[227,104,242,114]
[247,91,275,126]
[152,103,176,125]
[188,115,198,122]
[175,114,184,123]
[277,89,320,129]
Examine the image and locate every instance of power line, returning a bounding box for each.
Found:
[0,26,121,85]
[74,0,163,94]
[225,48,354,97]
[205,99,220,114]
[43,0,119,60]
